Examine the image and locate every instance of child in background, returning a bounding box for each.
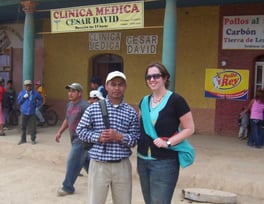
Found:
[238,107,249,139]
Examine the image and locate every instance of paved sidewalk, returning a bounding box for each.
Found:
[0,125,263,204]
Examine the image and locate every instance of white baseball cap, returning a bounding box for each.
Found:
[105,71,126,84]
[24,80,32,85]
[89,90,104,100]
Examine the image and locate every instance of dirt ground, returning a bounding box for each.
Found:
[0,125,264,204]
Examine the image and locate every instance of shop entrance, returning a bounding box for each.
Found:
[0,48,12,83]
[254,58,264,94]
[91,54,123,85]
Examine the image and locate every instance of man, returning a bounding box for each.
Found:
[77,71,140,204]
[55,82,89,196]
[90,76,107,98]
[17,80,43,144]
[3,80,16,129]
[88,89,104,104]
[34,80,46,125]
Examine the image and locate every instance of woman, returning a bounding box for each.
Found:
[246,89,264,148]
[137,62,195,204]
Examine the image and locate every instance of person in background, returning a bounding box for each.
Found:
[3,80,16,129]
[88,89,104,104]
[245,89,264,148]
[238,107,249,139]
[0,78,6,136]
[77,71,140,204]
[34,80,46,126]
[17,80,43,144]
[55,82,89,196]
[90,76,107,98]
[83,90,105,175]
[137,62,195,204]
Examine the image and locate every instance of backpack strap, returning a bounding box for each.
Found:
[99,99,110,129]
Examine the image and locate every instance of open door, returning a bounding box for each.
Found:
[91,54,123,85]
[255,61,264,94]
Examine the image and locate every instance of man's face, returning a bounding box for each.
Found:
[91,82,98,89]
[105,77,126,100]
[7,82,12,88]
[25,84,32,91]
[67,89,81,102]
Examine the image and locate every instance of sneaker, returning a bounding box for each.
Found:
[57,188,73,197]
[38,122,45,127]
[31,141,37,145]
[17,140,26,145]
[0,132,6,136]
[3,127,8,130]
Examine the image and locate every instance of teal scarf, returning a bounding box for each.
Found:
[140,95,195,168]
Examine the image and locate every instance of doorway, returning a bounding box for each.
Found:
[91,54,123,85]
[254,58,264,95]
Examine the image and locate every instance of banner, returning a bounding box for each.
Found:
[50,1,144,33]
[222,15,264,49]
[204,68,249,100]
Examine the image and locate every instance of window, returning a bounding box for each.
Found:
[254,61,264,94]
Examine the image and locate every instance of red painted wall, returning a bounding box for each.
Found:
[215,3,264,135]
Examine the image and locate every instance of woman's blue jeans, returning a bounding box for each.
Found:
[62,137,88,193]
[137,157,180,204]
[248,119,263,148]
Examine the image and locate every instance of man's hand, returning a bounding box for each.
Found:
[23,93,29,98]
[99,129,122,143]
[55,133,61,143]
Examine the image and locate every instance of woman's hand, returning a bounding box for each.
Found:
[153,137,168,148]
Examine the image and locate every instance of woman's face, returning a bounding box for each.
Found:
[145,66,165,91]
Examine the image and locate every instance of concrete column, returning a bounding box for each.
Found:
[162,0,177,91]
[21,0,37,82]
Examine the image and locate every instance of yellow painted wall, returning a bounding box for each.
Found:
[176,6,219,134]
[42,7,219,133]
[176,6,219,109]
[43,9,164,104]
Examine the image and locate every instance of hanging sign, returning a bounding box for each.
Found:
[222,15,264,49]
[50,1,144,33]
[204,68,249,100]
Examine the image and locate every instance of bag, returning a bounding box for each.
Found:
[99,99,110,129]
[83,99,109,150]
